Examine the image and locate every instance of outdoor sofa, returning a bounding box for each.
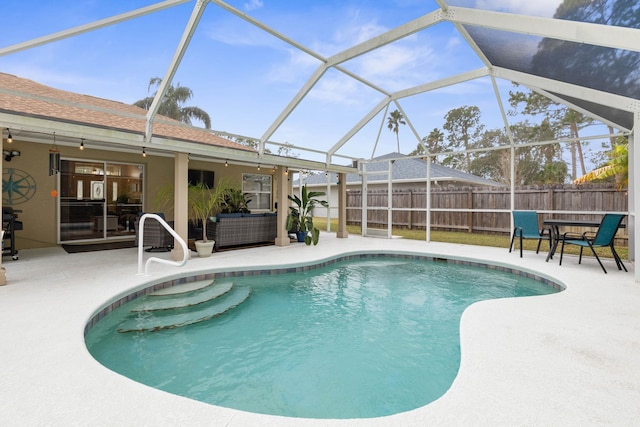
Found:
[207,212,277,251]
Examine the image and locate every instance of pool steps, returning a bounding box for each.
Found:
[117,281,251,333]
[131,282,233,312]
[148,279,216,297]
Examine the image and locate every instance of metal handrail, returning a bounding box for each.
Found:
[137,213,188,276]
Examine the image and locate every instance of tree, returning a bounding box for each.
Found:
[532,0,640,101]
[386,109,406,152]
[276,142,299,158]
[442,106,484,172]
[134,77,211,129]
[410,128,443,161]
[468,128,510,184]
[574,142,628,190]
[467,122,568,185]
[509,87,592,181]
[522,0,639,181]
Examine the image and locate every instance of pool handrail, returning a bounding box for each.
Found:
[137,213,188,276]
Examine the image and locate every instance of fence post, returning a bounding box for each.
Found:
[408,190,413,230]
[544,187,554,224]
[467,189,473,233]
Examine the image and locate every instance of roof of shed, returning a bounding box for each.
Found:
[301,153,505,187]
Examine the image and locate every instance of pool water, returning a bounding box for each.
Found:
[86,256,559,419]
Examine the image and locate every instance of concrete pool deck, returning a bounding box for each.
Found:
[1,234,638,426]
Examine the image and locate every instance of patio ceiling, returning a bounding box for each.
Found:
[0,0,638,171]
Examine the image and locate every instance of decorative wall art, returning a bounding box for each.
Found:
[91,181,104,200]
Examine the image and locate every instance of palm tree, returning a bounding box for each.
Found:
[386,109,406,152]
[134,77,211,129]
[574,143,628,190]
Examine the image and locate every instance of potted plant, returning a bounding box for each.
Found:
[220,186,251,214]
[286,185,329,245]
[188,180,229,257]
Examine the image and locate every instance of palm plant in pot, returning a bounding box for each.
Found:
[188,180,229,257]
[286,185,329,245]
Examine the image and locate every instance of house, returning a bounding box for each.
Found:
[0,72,348,254]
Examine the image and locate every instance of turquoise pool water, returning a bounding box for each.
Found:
[86,256,559,419]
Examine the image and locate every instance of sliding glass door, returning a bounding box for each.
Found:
[58,159,144,243]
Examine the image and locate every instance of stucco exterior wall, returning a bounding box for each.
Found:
[2,138,268,250]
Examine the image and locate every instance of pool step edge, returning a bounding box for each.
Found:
[131,282,233,312]
[117,287,251,333]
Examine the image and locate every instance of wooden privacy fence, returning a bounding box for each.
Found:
[346,183,628,241]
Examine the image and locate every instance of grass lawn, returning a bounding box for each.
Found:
[313,218,629,261]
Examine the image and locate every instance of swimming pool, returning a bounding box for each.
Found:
[85,254,561,419]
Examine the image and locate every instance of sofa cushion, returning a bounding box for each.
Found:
[217,213,243,219]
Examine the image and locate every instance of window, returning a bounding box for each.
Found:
[242,173,272,211]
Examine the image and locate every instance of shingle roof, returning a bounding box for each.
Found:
[301,153,505,187]
[0,72,253,152]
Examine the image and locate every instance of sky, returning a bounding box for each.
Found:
[0,0,613,168]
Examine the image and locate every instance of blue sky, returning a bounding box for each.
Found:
[0,0,610,168]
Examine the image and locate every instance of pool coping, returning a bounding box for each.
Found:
[1,235,638,426]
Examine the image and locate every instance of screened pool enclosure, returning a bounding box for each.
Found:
[0,0,638,278]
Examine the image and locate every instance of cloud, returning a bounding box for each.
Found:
[266,48,321,84]
[206,21,280,48]
[316,14,390,56]
[308,74,365,105]
[244,0,264,12]
[356,43,433,88]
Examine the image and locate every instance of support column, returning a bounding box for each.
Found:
[171,152,190,261]
[630,112,638,282]
[337,172,348,238]
[0,131,6,285]
[275,166,291,247]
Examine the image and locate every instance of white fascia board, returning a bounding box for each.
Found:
[152,136,356,173]
[445,6,640,53]
[0,0,190,57]
[0,110,357,172]
[492,67,640,113]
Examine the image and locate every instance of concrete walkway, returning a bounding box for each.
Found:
[1,234,638,426]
